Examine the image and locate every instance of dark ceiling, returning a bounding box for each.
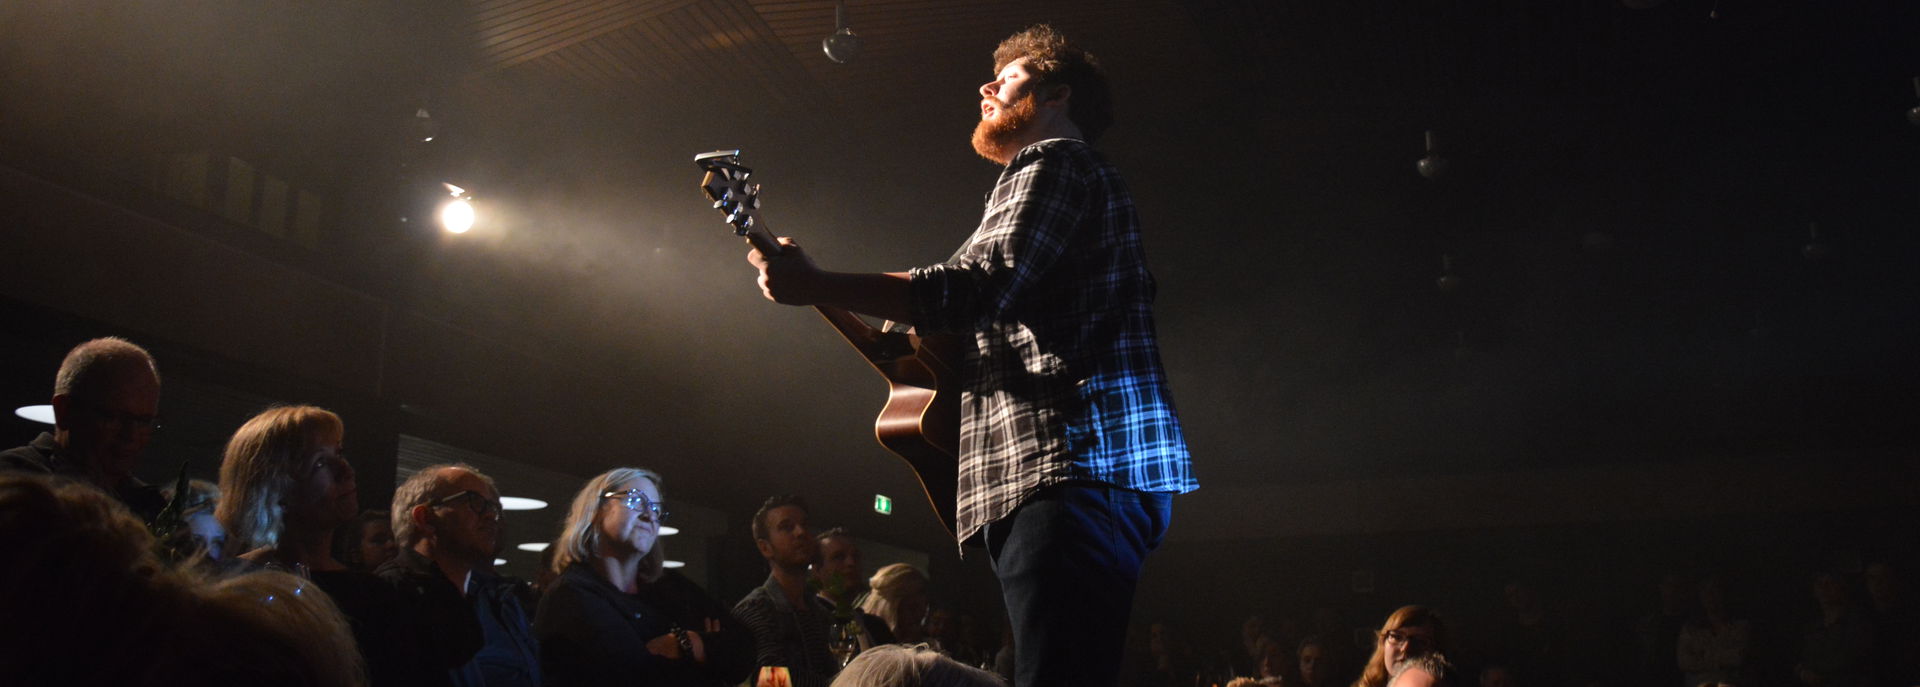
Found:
[2,0,1917,549]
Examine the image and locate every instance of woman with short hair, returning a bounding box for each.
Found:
[536,467,750,687]
[862,563,931,643]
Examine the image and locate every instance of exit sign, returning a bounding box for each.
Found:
[873,494,893,515]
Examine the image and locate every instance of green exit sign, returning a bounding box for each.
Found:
[873,494,893,515]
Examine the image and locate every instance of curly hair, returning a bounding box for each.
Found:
[991,24,1114,143]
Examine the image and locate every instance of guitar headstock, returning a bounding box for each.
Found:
[695,149,762,237]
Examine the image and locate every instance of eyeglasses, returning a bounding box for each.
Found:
[430,490,503,520]
[1382,629,1432,649]
[78,401,162,433]
[601,489,668,521]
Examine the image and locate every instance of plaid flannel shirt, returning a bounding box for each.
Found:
[908,138,1198,548]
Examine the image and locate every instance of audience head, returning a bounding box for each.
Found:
[863,562,931,642]
[1812,570,1853,611]
[0,472,364,687]
[1256,634,1289,680]
[1298,636,1329,686]
[392,464,502,567]
[331,509,396,572]
[1865,561,1901,609]
[829,643,1005,687]
[159,478,226,562]
[553,466,665,582]
[215,405,353,555]
[1356,606,1449,687]
[816,525,865,593]
[1479,664,1515,687]
[752,494,816,570]
[49,337,162,484]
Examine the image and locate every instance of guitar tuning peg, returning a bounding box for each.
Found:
[712,199,729,211]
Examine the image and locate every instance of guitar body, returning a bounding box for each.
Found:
[860,325,962,537]
[698,149,963,536]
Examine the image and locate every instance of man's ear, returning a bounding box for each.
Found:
[410,504,435,538]
[49,394,71,431]
[754,537,774,560]
[1042,83,1072,108]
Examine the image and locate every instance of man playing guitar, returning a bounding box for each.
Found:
[745,25,1197,687]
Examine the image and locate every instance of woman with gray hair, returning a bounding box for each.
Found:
[862,563,931,643]
[216,405,465,686]
[536,466,750,686]
[831,644,1006,687]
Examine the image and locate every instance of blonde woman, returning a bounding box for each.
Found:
[217,405,471,685]
[536,467,750,687]
[861,563,931,644]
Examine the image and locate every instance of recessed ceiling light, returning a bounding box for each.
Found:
[660,526,680,536]
[14,405,54,425]
[663,560,686,569]
[492,558,508,567]
[515,542,550,552]
[500,496,547,511]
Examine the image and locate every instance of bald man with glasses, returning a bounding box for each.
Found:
[1,337,166,521]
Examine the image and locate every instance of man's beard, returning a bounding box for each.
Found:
[971,93,1039,165]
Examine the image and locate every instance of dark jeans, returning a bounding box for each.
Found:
[984,481,1173,687]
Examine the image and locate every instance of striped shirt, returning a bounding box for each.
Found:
[908,137,1198,549]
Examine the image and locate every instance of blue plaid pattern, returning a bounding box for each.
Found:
[909,138,1198,548]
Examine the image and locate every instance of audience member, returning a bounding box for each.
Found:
[864,562,932,644]
[1677,575,1751,687]
[1234,615,1268,677]
[0,337,166,520]
[0,472,365,687]
[1298,636,1334,687]
[1136,620,1200,687]
[1252,634,1288,685]
[334,509,399,572]
[157,477,226,563]
[1492,582,1562,687]
[829,644,1006,687]
[217,404,466,686]
[1635,573,1693,687]
[1864,562,1919,687]
[1390,653,1454,687]
[927,606,981,665]
[1354,606,1452,687]
[815,527,899,657]
[1479,664,1516,687]
[384,464,538,687]
[736,494,841,687]
[536,467,725,686]
[1796,572,1875,687]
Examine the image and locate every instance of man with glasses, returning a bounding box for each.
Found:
[1,337,166,521]
[382,463,541,687]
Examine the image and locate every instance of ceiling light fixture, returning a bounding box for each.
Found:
[821,1,861,64]
[500,496,547,511]
[493,558,508,567]
[439,183,475,234]
[660,526,680,536]
[14,405,54,425]
[663,560,686,569]
[515,542,550,552]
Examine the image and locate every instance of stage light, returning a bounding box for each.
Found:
[516,542,550,552]
[500,496,547,511]
[14,405,54,425]
[439,182,475,234]
[821,0,861,63]
[663,560,686,569]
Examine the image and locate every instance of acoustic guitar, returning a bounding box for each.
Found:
[696,150,960,536]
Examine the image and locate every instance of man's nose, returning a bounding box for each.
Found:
[980,79,997,99]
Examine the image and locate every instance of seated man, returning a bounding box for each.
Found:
[0,337,166,520]
[381,463,539,687]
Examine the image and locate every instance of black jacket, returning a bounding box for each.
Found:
[0,432,165,522]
